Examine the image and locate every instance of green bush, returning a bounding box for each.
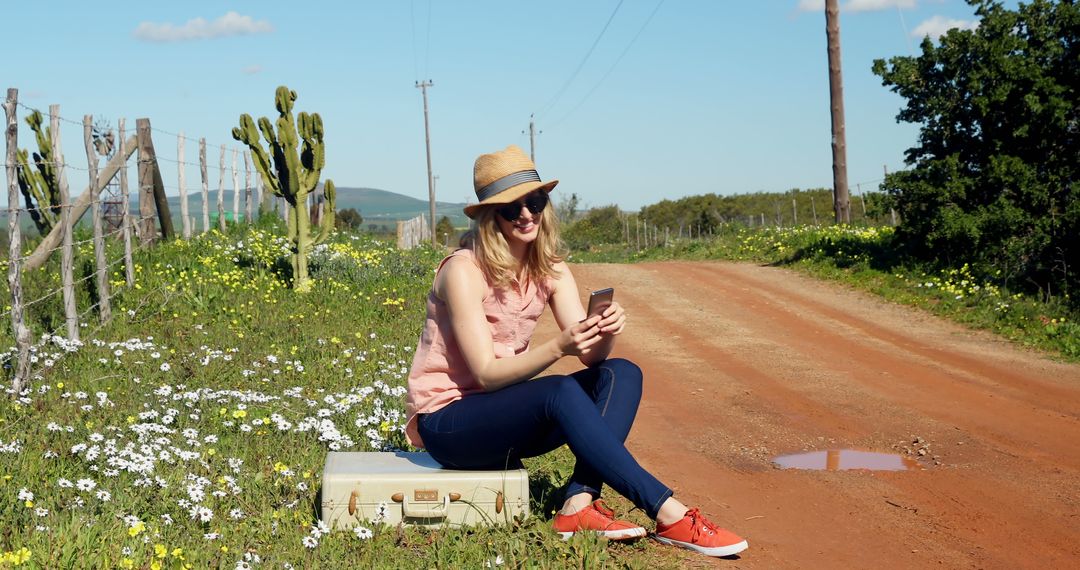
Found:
[873,0,1078,302]
[562,205,625,251]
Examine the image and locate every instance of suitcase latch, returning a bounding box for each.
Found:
[414,489,438,502]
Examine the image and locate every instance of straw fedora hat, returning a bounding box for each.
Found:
[464,145,558,218]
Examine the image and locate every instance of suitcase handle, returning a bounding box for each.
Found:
[402,495,450,519]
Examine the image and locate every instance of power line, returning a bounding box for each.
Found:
[424,0,433,80]
[410,0,419,80]
[536,0,625,119]
[549,0,666,129]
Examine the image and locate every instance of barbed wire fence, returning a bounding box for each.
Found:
[609,176,900,252]
[1,87,306,395]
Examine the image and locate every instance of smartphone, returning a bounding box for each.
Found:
[585,287,615,320]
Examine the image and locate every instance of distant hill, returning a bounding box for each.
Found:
[0,186,471,235]
[149,186,469,230]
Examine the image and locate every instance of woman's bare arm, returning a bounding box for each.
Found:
[437,257,602,392]
[548,262,625,367]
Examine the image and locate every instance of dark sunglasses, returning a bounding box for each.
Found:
[496,191,549,222]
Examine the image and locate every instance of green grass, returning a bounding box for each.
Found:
[0,221,695,569]
[568,224,1079,361]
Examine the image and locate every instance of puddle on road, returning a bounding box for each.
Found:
[772,449,921,471]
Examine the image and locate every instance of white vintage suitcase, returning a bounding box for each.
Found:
[321,451,530,530]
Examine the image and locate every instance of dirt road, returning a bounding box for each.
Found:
[538,261,1080,569]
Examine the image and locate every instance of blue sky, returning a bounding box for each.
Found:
[8,1,995,211]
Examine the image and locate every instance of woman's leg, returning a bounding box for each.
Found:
[417,358,672,519]
[514,358,645,506]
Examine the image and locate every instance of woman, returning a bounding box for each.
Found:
[405,145,747,558]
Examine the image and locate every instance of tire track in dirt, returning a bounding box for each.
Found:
[671,262,1080,465]
[537,260,1080,569]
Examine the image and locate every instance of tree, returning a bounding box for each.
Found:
[872,0,1078,296]
[336,207,363,231]
[556,192,580,223]
[435,215,455,246]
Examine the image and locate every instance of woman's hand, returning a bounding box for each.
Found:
[556,315,605,357]
[596,301,626,336]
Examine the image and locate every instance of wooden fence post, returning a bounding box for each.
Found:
[135,118,168,244]
[51,105,78,341]
[178,132,190,239]
[231,147,239,224]
[119,119,134,288]
[5,88,31,393]
[84,115,110,324]
[217,145,226,231]
[244,151,252,224]
[199,138,208,233]
[254,160,263,217]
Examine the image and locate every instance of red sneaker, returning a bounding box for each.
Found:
[552,500,647,541]
[654,508,748,557]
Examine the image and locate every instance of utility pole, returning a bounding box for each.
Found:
[885,164,898,226]
[416,80,436,245]
[825,0,851,224]
[523,114,540,163]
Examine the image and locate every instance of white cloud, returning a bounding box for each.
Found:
[797,0,916,12]
[911,15,978,39]
[133,12,273,42]
[845,0,916,13]
[242,65,264,75]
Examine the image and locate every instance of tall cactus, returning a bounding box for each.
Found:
[232,86,336,292]
[16,110,62,235]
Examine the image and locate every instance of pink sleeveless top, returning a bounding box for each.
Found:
[405,248,554,448]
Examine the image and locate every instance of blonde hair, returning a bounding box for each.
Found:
[460,200,566,289]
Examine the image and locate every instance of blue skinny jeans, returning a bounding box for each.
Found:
[416,357,673,519]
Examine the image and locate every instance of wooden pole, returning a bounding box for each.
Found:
[527,114,537,163]
[135,119,157,244]
[51,105,78,341]
[792,198,798,226]
[811,195,819,226]
[826,0,851,224]
[255,161,264,216]
[5,88,31,393]
[200,138,209,232]
[217,145,226,231]
[84,116,110,324]
[178,133,190,238]
[885,164,898,226]
[244,150,252,224]
[231,147,239,225]
[416,80,437,246]
[119,119,134,288]
[135,118,174,241]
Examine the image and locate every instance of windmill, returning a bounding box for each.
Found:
[92,119,124,232]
